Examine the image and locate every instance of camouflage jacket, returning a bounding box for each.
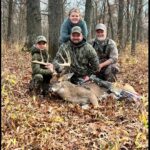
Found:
[53,39,99,77]
[30,45,53,76]
[90,38,118,64]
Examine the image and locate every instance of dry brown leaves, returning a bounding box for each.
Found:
[1,43,148,150]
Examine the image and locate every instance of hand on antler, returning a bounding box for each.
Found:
[45,63,54,72]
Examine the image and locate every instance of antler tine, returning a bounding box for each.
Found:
[58,52,66,63]
[57,50,71,67]
[64,50,71,64]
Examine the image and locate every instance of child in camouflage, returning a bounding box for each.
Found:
[29,35,54,97]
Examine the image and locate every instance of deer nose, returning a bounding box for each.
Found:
[49,85,53,92]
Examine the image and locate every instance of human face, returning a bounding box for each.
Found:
[70,32,83,44]
[36,41,47,50]
[69,12,80,24]
[96,29,107,41]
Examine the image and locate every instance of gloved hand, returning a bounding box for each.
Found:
[45,63,54,72]
[83,75,90,81]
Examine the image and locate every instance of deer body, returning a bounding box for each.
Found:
[51,80,107,107]
[82,82,107,98]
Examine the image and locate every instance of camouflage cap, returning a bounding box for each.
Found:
[71,26,82,34]
[95,23,107,31]
[36,35,47,43]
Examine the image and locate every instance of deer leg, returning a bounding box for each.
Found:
[89,94,99,108]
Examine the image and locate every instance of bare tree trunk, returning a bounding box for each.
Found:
[126,0,131,45]
[91,5,96,39]
[84,0,93,40]
[61,0,67,23]
[2,0,7,41]
[107,0,114,40]
[98,0,106,23]
[131,0,138,55]
[7,0,13,44]
[95,2,98,24]
[137,0,143,42]
[102,0,106,24]
[117,0,124,50]
[48,0,62,58]
[26,0,42,49]
[18,0,26,43]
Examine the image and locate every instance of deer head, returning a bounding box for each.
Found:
[50,49,73,83]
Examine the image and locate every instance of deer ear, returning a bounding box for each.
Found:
[57,73,74,81]
[66,73,74,80]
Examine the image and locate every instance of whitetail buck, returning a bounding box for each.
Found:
[50,73,107,107]
[42,50,107,108]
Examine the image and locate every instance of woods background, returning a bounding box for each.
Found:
[1,0,148,57]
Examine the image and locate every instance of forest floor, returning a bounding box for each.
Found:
[1,43,148,150]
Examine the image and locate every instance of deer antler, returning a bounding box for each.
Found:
[32,60,48,66]
[57,50,71,67]
[32,50,71,75]
[32,61,57,75]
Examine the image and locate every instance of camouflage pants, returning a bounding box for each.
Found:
[96,64,119,82]
[29,74,52,95]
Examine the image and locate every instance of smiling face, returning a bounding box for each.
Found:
[96,29,107,41]
[70,32,83,44]
[36,41,47,50]
[69,11,81,24]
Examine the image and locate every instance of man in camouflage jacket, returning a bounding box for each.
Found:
[29,35,53,96]
[90,23,119,82]
[53,26,99,84]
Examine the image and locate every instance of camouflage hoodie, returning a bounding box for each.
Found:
[53,39,99,77]
[30,45,53,76]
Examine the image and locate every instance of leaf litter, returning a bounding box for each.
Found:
[2,43,148,149]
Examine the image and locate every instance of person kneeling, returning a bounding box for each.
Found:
[29,35,54,97]
[90,23,119,82]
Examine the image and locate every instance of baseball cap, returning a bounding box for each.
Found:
[95,23,107,31]
[71,26,82,34]
[36,35,47,43]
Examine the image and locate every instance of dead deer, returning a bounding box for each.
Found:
[48,50,108,107]
[50,73,108,108]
